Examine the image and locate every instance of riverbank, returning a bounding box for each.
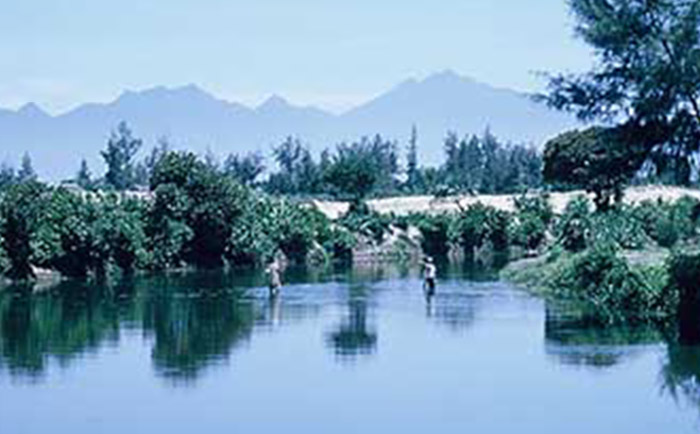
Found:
[501,246,674,295]
[313,185,700,219]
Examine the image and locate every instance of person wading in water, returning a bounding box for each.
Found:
[266,258,282,297]
[423,256,437,298]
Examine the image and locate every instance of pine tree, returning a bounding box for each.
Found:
[17,152,36,182]
[544,0,700,185]
[76,159,93,190]
[405,125,422,192]
[101,121,142,191]
[462,135,484,192]
[0,163,15,190]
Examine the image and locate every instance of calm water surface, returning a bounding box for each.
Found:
[1,265,699,433]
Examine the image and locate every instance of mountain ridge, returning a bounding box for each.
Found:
[0,71,577,180]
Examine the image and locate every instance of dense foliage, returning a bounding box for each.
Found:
[549,244,673,323]
[0,151,352,281]
[543,127,649,210]
[543,0,700,186]
[441,130,542,195]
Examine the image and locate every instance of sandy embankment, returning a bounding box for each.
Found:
[312,186,700,219]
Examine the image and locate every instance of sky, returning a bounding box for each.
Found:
[0,0,593,114]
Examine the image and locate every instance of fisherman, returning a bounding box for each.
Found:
[265,257,282,297]
[423,256,437,297]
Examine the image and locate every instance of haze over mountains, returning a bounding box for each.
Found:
[0,70,578,181]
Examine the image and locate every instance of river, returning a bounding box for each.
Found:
[0,264,698,433]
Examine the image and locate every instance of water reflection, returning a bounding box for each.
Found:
[0,273,283,384]
[425,291,477,333]
[0,282,127,379]
[544,303,663,369]
[326,285,377,361]
[141,285,256,383]
[662,345,700,411]
[660,320,700,414]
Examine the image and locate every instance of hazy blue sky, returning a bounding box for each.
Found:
[0,0,592,114]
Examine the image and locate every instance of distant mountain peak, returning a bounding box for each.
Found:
[422,69,477,86]
[257,94,291,112]
[116,84,217,104]
[18,102,48,117]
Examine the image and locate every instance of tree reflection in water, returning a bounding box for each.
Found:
[425,291,476,333]
[660,315,700,414]
[141,285,256,383]
[0,281,130,379]
[326,285,377,361]
[0,273,264,384]
[662,345,700,410]
[545,300,700,416]
[543,302,663,369]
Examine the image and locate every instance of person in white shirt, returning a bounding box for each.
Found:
[265,258,282,297]
[423,256,437,297]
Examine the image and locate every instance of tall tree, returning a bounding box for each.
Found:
[76,159,93,190]
[146,138,170,178]
[544,126,649,210]
[543,0,700,185]
[17,153,36,182]
[101,121,142,191]
[460,135,484,191]
[405,125,423,192]
[0,163,15,190]
[223,152,266,186]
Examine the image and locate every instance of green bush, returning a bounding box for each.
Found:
[150,151,249,269]
[272,202,330,265]
[511,194,553,251]
[104,198,149,274]
[32,189,96,278]
[410,213,453,258]
[450,203,512,257]
[555,195,592,252]
[549,244,672,322]
[226,207,276,267]
[226,198,334,267]
[589,207,650,250]
[0,181,48,280]
[511,213,547,251]
[633,197,700,248]
[514,194,554,225]
[323,226,356,263]
[337,201,392,244]
[146,183,194,270]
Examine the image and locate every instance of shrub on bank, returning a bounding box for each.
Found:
[336,201,392,244]
[0,181,48,280]
[0,153,347,281]
[410,213,453,258]
[589,206,650,250]
[634,197,700,248]
[554,195,591,252]
[450,203,511,258]
[510,194,553,251]
[323,226,356,264]
[548,243,674,322]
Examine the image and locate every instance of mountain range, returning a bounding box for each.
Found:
[0,70,578,180]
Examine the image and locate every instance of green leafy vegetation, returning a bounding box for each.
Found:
[548,244,674,323]
[0,150,347,281]
[543,0,700,187]
[543,127,649,210]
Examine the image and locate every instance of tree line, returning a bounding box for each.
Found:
[0,122,544,200]
[0,149,351,281]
